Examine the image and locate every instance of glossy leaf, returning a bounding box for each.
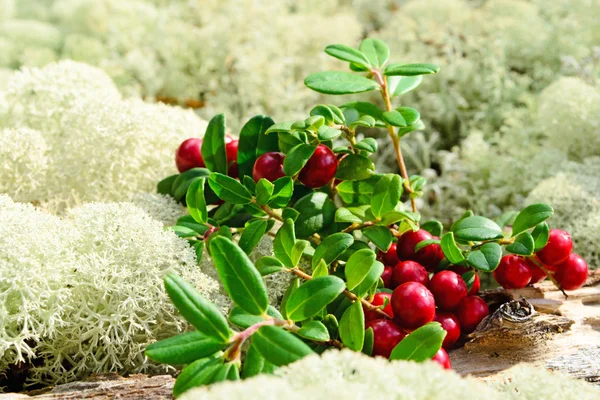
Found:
[336,175,383,205]
[532,222,550,251]
[384,63,440,76]
[145,331,225,365]
[274,218,296,268]
[359,38,389,69]
[341,101,384,121]
[170,225,199,238]
[238,115,275,180]
[371,173,402,218]
[335,153,375,181]
[397,120,426,138]
[312,258,329,278]
[389,322,445,361]
[440,232,465,264]
[396,107,420,126]
[286,276,346,321]
[325,44,371,67]
[280,277,299,320]
[238,219,269,255]
[339,301,365,351]
[268,176,294,208]
[362,327,374,356]
[255,256,285,276]
[511,203,554,237]
[335,207,363,223]
[495,210,519,229]
[158,174,178,196]
[317,125,342,141]
[265,121,294,135]
[310,104,335,124]
[382,110,407,127]
[362,225,393,252]
[201,114,228,174]
[172,358,223,398]
[452,216,504,242]
[354,138,378,153]
[421,220,443,237]
[171,168,211,201]
[164,273,231,342]
[297,320,330,342]
[241,343,273,379]
[506,231,535,256]
[305,71,379,95]
[209,237,269,315]
[352,260,384,298]
[345,248,376,290]
[294,192,336,237]
[388,75,423,96]
[253,325,313,366]
[208,173,253,204]
[291,240,311,266]
[466,242,502,272]
[228,305,282,329]
[283,144,317,177]
[312,233,354,268]
[186,178,208,224]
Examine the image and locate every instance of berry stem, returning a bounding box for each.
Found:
[526,256,568,299]
[374,70,417,213]
[260,204,322,244]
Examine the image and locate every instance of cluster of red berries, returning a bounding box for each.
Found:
[366,229,490,369]
[175,138,338,189]
[494,229,588,291]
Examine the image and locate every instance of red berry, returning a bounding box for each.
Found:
[252,152,285,182]
[226,139,239,178]
[414,241,445,271]
[381,267,393,289]
[391,282,436,330]
[298,144,338,188]
[364,292,394,321]
[468,272,480,295]
[366,319,406,358]
[429,270,467,311]
[555,253,588,291]
[434,312,461,349]
[525,258,547,284]
[175,138,205,172]
[456,295,489,334]
[396,229,434,265]
[536,229,573,266]
[391,260,429,288]
[378,243,400,266]
[431,348,452,369]
[494,255,532,289]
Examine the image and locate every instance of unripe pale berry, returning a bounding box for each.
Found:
[456,295,489,334]
[494,255,532,289]
[391,282,436,330]
[434,312,461,349]
[431,348,452,370]
[175,138,205,172]
[391,260,430,288]
[366,319,406,358]
[555,253,588,291]
[298,144,337,188]
[429,270,467,311]
[252,152,285,182]
[536,229,573,266]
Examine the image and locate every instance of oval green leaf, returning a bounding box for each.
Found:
[466,242,502,272]
[297,320,330,342]
[506,231,535,256]
[283,144,316,177]
[345,248,377,291]
[362,225,393,252]
[440,232,465,264]
[335,153,375,181]
[201,114,228,174]
[384,63,440,76]
[312,232,354,268]
[389,322,445,361]
[532,221,550,251]
[452,216,504,242]
[294,192,336,237]
[145,331,226,365]
[252,325,314,366]
[208,172,253,204]
[359,38,389,69]
[305,71,379,95]
[286,276,346,321]
[339,301,365,351]
[237,115,274,180]
[186,178,208,224]
[388,75,423,97]
[172,358,223,398]
[511,203,554,237]
[371,173,402,218]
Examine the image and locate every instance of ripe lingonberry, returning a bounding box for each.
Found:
[429,270,467,311]
[525,258,547,284]
[456,295,489,334]
[396,229,440,270]
[381,267,393,289]
[449,266,480,295]
[391,260,429,288]
[434,312,461,350]
[298,144,337,188]
[536,229,573,266]
[364,292,394,321]
[226,139,239,178]
[252,152,285,182]
[494,255,532,289]
[431,348,452,370]
[366,319,406,358]
[555,253,589,290]
[391,282,436,330]
[175,138,205,172]
[378,243,400,266]
[414,239,445,271]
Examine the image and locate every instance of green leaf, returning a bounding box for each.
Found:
[312,259,329,278]
[294,192,336,237]
[280,277,299,320]
[201,114,228,174]
[244,202,268,217]
[389,322,445,361]
[466,242,502,272]
[462,270,476,292]
[352,260,384,298]
[452,216,504,242]
[354,138,378,153]
[506,231,535,256]
[336,175,383,205]
[282,207,300,221]
[335,153,375,181]
[511,203,554,237]
[186,178,208,224]
[312,233,354,268]
[291,240,311,266]
[171,168,211,201]
[238,219,269,255]
[339,301,365,351]
[305,71,379,95]
[421,220,443,237]
[495,210,519,229]
[359,38,389,69]
[341,102,384,120]
[532,222,550,251]
[303,115,325,131]
[274,218,296,268]
[255,256,285,276]
[177,215,209,235]
[283,144,316,177]
[349,115,376,128]
[286,276,346,321]
[382,110,407,127]
[317,125,342,141]
[325,44,371,68]
[145,331,225,365]
[346,205,376,222]
[253,325,313,366]
[208,173,253,204]
[209,237,269,315]
[362,226,393,252]
[172,358,223,398]
[396,107,420,126]
[397,120,426,138]
[158,174,178,196]
[327,104,346,124]
[190,240,205,263]
[310,105,336,124]
[265,121,294,135]
[388,75,423,97]
[267,176,294,208]
[345,249,377,290]
[164,273,231,343]
[255,179,274,206]
[440,232,465,264]
[371,174,402,218]
[169,225,199,238]
[414,239,441,252]
[238,115,274,180]
[384,63,440,76]
[228,305,281,329]
[297,321,330,342]
[362,327,374,356]
[241,343,273,379]
[379,210,420,226]
[335,207,362,223]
